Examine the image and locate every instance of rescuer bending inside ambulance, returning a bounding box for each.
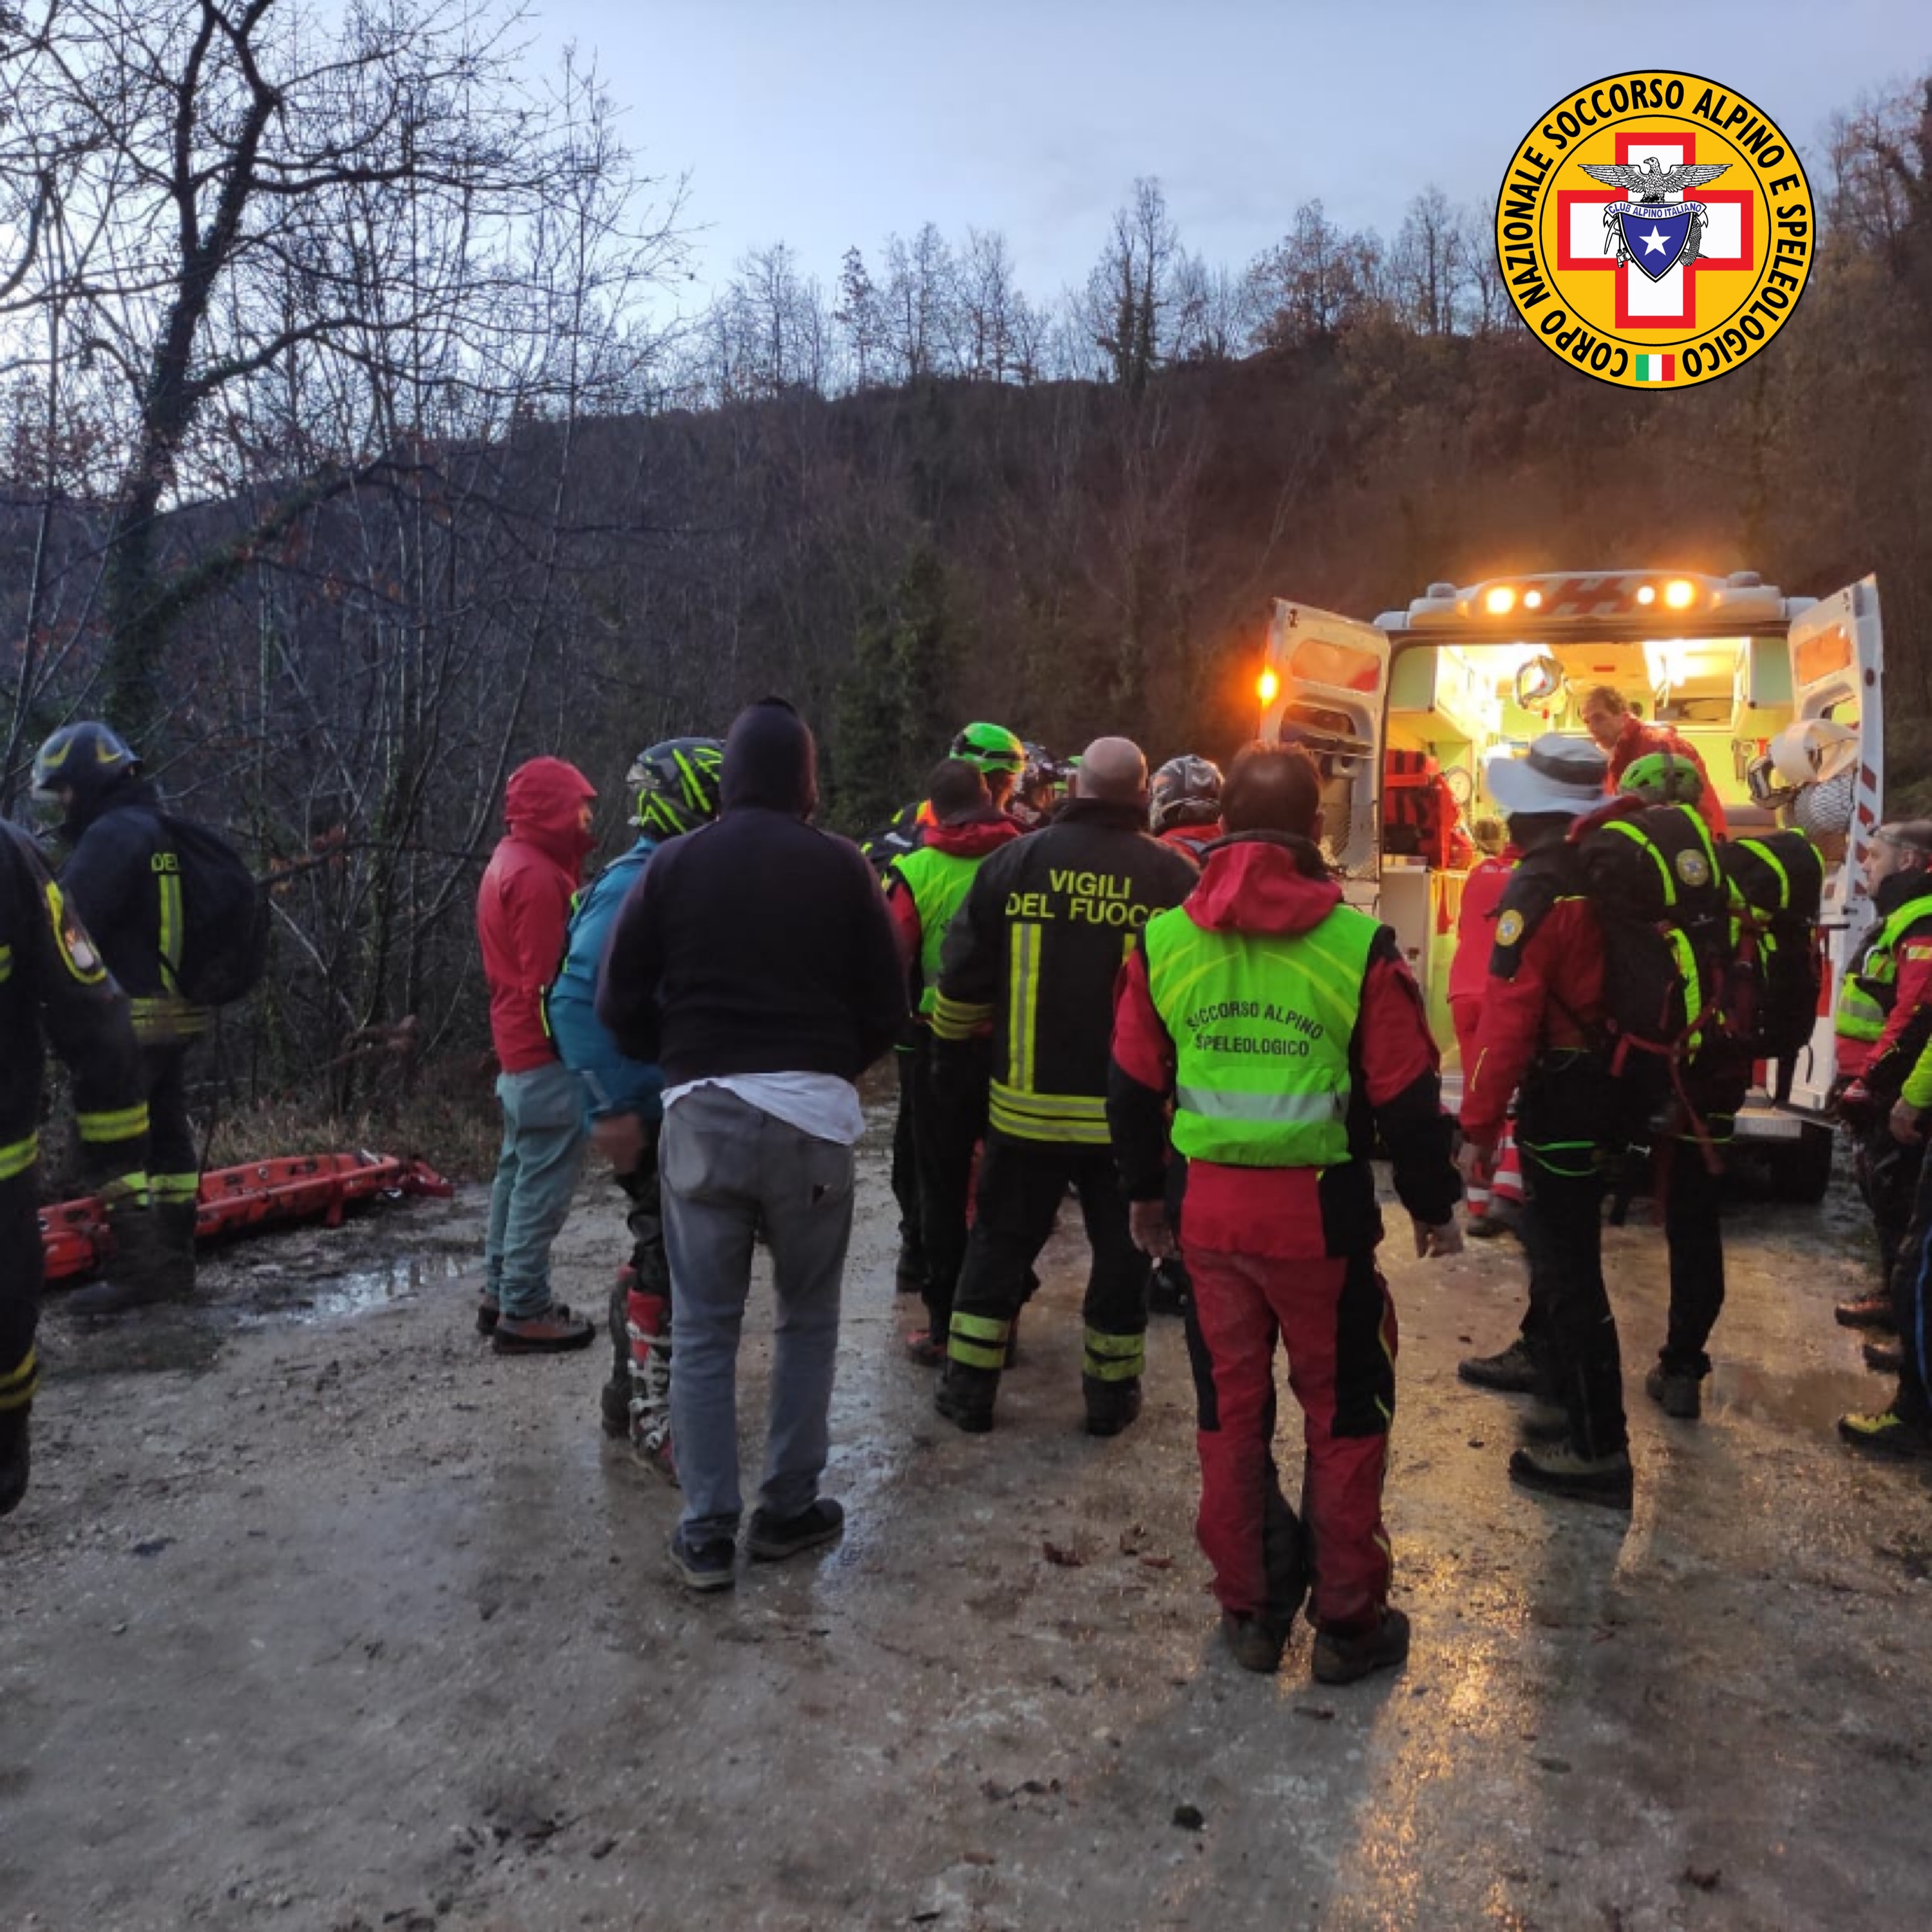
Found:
[1577,685,1728,837]
[1108,743,1461,1683]
[931,737,1198,1438]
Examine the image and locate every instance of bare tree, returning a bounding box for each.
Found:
[880,222,959,381]
[1080,178,1183,396]
[1244,199,1381,347]
[833,245,887,388]
[1389,185,1466,336]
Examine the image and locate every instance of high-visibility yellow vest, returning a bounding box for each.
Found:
[1142,901,1378,1168]
[1836,898,1932,1043]
[889,844,986,1016]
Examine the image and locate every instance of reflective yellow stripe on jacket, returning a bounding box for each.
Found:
[1836,900,1932,1043]
[890,845,985,1017]
[1142,902,1376,1168]
[0,1132,40,1184]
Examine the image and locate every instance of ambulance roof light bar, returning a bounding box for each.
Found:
[1381,570,1790,632]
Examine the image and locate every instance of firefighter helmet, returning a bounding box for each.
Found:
[1150,753,1224,834]
[31,721,142,822]
[627,737,724,837]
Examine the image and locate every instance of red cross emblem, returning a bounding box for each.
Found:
[1556,131,1755,328]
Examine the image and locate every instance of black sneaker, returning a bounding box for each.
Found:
[746,1497,845,1562]
[1457,1338,1540,1393]
[1644,1365,1701,1420]
[1311,1607,1410,1686]
[1083,1376,1144,1439]
[1837,1408,1932,1459]
[935,1363,998,1434]
[667,1526,736,1591]
[1835,1294,1897,1331]
[1508,1443,1634,1509]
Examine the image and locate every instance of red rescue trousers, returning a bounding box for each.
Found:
[1186,1247,1396,1634]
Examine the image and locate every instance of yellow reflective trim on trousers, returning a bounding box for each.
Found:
[0,943,11,983]
[150,1172,201,1204]
[931,992,993,1043]
[99,1171,151,1208]
[0,1349,37,1411]
[1006,922,1043,1094]
[1083,1329,1146,1379]
[989,1084,1110,1144]
[0,1133,40,1182]
[77,1103,150,1144]
[129,994,209,1040]
[947,1312,1011,1372]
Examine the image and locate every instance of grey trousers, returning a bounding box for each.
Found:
[660,1084,857,1540]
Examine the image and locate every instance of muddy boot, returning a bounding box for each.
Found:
[1457,1338,1540,1393]
[599,1270,636,1439]
[1508,1442,1634,1509]
[64,1208,187,1316]
[1311,1607,1411,1687]
[1643,1364,1702,1420]
[625,1282,676,1483]
[935,1361,999,1434]
[0,1402,28,1519]
[1083,1374,1144,1439]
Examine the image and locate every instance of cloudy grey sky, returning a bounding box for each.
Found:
[533,0,1924,306]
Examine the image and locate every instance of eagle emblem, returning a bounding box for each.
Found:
[1578,158,1732,279]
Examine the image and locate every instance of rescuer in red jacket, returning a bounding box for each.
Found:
[475,756,599,1353]
[1578,685,1728,837]
[1459,737,1632,1509]
[1110,743,1461,1683]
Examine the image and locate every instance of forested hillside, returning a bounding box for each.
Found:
[3,3,1927,1111]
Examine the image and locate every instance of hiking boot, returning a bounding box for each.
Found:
[904,1329,948,1367]
[475,1296,500,1337]
[1457,1338,1540,1393]
[746,1497,845,1562]
[1864,1339,1904,1376]
[1083,1375,1144,1439]
[1645,1365,1702,1420]
[667,1526,736,1591]
[1312,1607,1411,1687]
[491,1302,596,1354]
[935,1362,999,1434]
[1148,1259,1190,1318]
[1508,1443,1634,1509]
[1837,1408,1932,1459]
[0,1405,29,1520]
[1221,1611,1288,1675]
[1835,1294,1897,1331]
[1519,1398,1571,1443]
[65,1209,188,1316]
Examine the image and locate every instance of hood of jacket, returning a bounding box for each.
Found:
[722,698,817,815]
[1056,795,1149,835]
[504,756,596,873]
[926,810,1021,860]
[1874,865,1932,919]
[1185,833,1341,936]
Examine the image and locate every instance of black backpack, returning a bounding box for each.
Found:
[1721,831,1824,1066]
[1575,803,1734,1105]
[159,814,269,1005]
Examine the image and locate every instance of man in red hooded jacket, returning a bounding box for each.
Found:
[475,756,600,1352]
[1110,743,1461,1685]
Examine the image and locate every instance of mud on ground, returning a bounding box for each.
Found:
[6,1115,1931,1932]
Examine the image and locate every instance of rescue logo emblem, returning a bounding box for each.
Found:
[1495,72,1811,389]
[45,883,105,984]
[1495,909,1526,947]
[1676,848,1712,887]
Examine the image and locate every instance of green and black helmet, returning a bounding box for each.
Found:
[948,721,1025,777]
[627,737,724,837]
[1620,750,1703,807]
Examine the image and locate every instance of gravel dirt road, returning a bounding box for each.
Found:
[6,1113,1931,1931]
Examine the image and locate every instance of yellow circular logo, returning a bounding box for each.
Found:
[1495,909,1526,947]
[1676,848,1712,887]
[1497,72,1811,389]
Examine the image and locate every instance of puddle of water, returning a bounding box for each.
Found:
[235,1253,466,1327]
[1707,1361,1877,1434]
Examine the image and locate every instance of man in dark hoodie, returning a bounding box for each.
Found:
[598,699,904,1593]
[475,755,600,1353]
[930,737,1199,1438]
[1110,743,1461,1684]
[884,758,1023,1363]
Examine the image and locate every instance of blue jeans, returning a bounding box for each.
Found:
[660,1085,856,1541]
[484,1063,589,1318]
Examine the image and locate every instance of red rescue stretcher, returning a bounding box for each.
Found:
[40,1151,454,1284]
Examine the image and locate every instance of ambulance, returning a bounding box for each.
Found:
[1255,569,1884,1200]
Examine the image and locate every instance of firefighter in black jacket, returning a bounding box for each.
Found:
[32,723,204,1309]
[931,737,1199,1437]
[1,817,158,1515]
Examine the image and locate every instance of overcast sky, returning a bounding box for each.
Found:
[533,0,1925,308]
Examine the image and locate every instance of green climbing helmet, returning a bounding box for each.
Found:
[1620,750,1703,807]
[948,721,1025,777]
[627,737,724,837]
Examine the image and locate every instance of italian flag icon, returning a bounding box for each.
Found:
[1634,353,1677,383]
